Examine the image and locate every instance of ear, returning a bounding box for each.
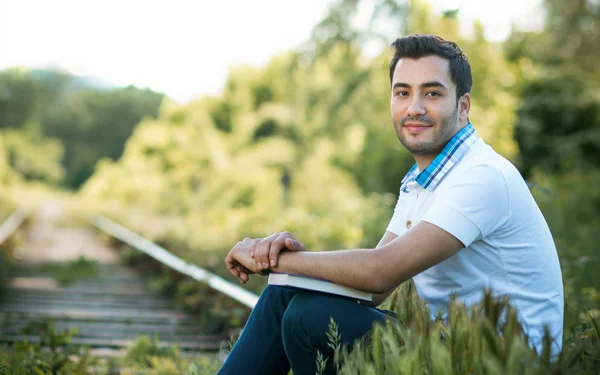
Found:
[458,93,471,124]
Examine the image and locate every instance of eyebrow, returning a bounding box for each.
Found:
[392,81,449,90]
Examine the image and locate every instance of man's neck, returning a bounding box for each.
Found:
[414,154,436,172]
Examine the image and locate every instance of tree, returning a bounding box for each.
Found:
[507,0,600,177]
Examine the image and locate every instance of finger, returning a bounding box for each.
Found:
[225,249,243,276]
[254,240,264,268]
[258,233,278,266]
[249,238,261,259]
[256,233,278,268]
[225,259,240,278]
[268,234,288,268]
[236,265,246,282]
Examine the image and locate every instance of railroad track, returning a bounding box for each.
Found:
[0,262,227,354]
[0,203,258,360]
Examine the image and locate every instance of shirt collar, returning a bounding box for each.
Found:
[401,122,478,192]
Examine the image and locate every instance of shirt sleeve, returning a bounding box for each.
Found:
[386,190,405,235]
[421,164,511,247]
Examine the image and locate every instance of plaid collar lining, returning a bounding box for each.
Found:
[401,123,478,193]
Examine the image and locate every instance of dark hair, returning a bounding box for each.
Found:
[389,34,472,99]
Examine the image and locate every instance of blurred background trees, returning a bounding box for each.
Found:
[0,68,163,188]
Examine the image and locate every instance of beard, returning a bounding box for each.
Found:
[394,105,460,155]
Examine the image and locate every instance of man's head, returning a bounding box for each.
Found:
[389,34,472,161]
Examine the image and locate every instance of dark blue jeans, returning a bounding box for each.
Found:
[217,285,396,375]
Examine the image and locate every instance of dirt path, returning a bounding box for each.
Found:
[16,199,119,264]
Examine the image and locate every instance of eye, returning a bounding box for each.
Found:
[395,91,409,97]
[426,91,441,97]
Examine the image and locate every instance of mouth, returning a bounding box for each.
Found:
[403,122,432,133]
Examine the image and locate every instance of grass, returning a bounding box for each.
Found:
[52,255,98,286]
[0,320,98,375]
[326,282,600,375]
[25,256,98,286]
[0,320,223,375]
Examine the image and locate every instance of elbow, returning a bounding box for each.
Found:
[369,274,395,294]
[363,247,398,294]
[363,264,395,294]
[359,277,387,294]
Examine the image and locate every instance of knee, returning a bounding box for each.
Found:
[281,298,303,335]
[281,296,310,346]
[281,294,329,338]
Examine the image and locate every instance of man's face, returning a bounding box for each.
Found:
[390,55,464,157]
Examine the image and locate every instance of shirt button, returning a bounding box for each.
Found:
[406,220,412,229]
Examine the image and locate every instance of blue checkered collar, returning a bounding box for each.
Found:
[400,123,478,193]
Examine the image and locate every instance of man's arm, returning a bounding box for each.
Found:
[270,221,464,294]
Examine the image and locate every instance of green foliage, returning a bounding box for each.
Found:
[124,335,221,375]
[0,326,220,375]
[42,86,164,188]
[51,255,98,286]
[529,170,600,359]
[507,0,600,178]
[512,70,599,178]
[0,68,39,130]
[124,334,180,367]
[2,125,64,185]
[0,67,164,188]
[507,3,600,368]
[330,284,600,374]
[315,350,329,375]
[81,84,392,253]
[0,320,98,375]
[0,134,20,188]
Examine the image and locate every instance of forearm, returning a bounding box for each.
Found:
[271,248,388,294]
[268,222,463,295]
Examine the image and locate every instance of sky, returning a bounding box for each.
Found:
[0,0,544,103]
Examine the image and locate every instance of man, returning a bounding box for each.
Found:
[219,34,564,375]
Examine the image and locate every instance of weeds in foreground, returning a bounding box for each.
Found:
[0,322,223,375]
[0,320,97,375]
[123,335,222,374]
[325,282,600,375]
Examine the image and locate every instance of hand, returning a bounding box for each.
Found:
[252,231,306,270]
[225,237,263,284]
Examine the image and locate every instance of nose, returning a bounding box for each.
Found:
[406,95,426,117]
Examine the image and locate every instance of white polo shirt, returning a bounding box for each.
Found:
[387,124,564,355]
